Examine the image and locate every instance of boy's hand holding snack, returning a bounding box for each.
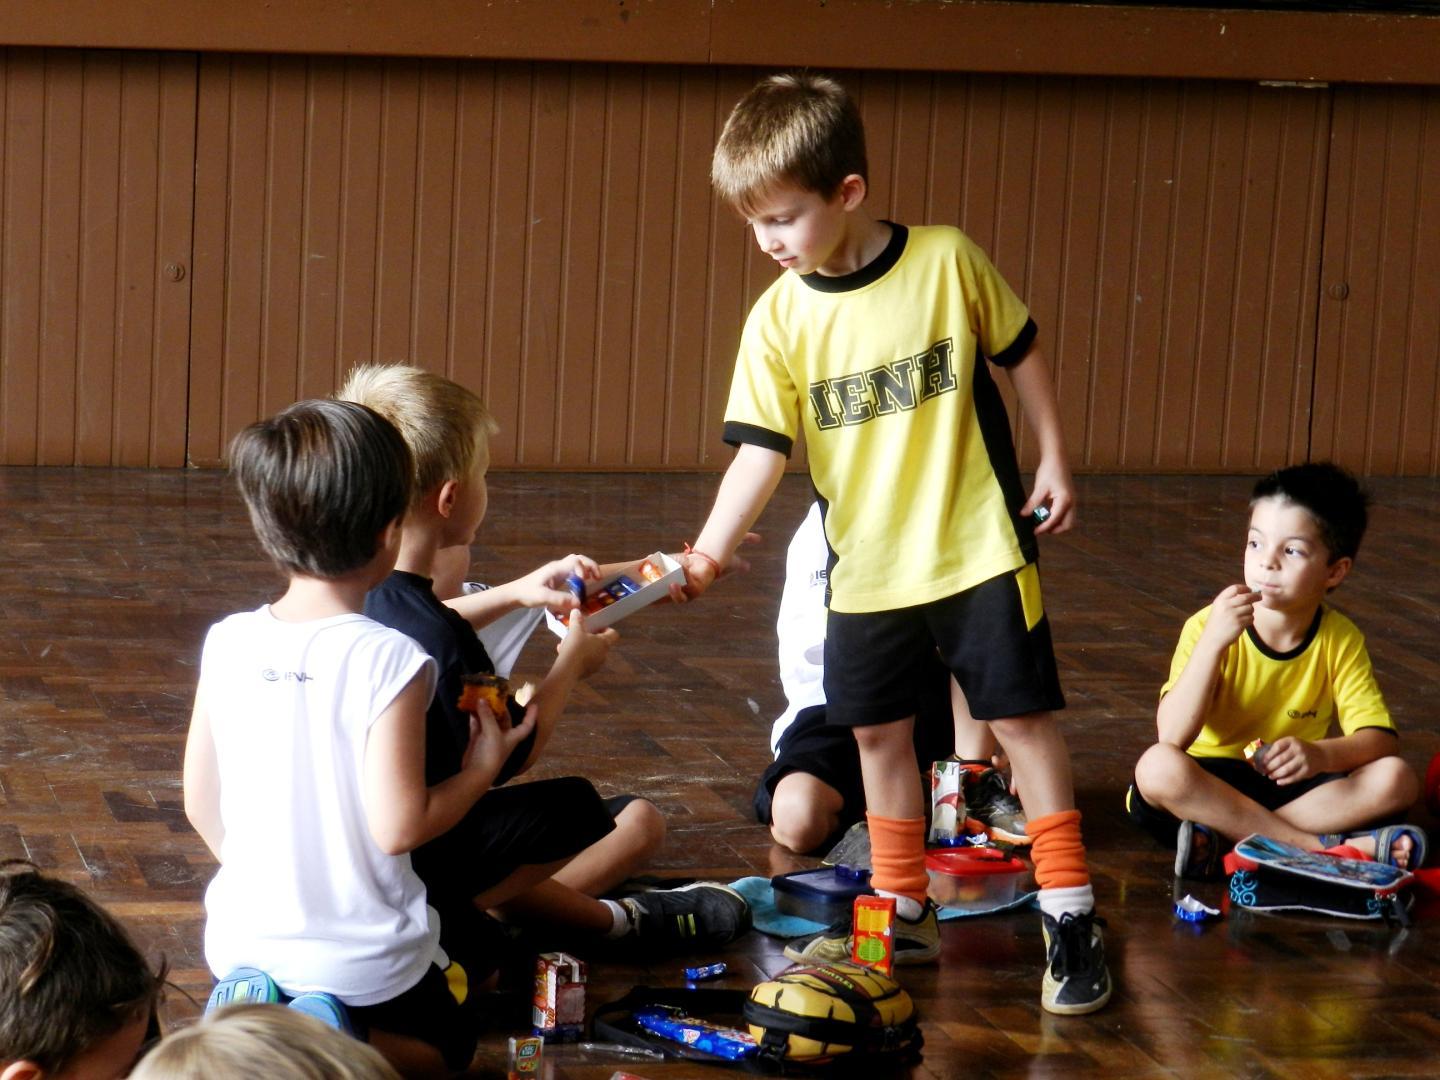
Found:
[672,532,763,602]
[1255,735,1324,786]
[461,700,537,784]
[1200,583,1261,651]
[1021,454,1077,535]
[556,608,617,678]
[520,553,603,612]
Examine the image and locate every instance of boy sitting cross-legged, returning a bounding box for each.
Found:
[677,72,1110,1015]
[1128,462,1426,879]
[337,364,750,955]
[184,399,524,1077]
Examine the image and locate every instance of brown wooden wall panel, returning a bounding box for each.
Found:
[6,1,1440,88]
[1312,86,1440,476]
[842,72,1329,473]
[3,47,1438,475]
[186,57,756,470]
[0,49,193,466]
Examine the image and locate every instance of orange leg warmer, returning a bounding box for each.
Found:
[866,812,930,903]
[1026,808,1091,890]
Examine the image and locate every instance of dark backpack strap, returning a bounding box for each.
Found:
[743,1001,920,1053]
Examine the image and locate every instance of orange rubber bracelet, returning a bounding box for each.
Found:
[682,543,724,579]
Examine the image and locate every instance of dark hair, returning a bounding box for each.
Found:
[229,399,413,579]
[1251,461,1370,562]
[0,860,164,1072]
[712,72,868,212]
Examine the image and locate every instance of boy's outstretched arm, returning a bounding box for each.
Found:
[182,694,225,861]
[678,443,787,598]
[1156,584,1260,747]
[509,608,617,771]
[444,553,601,629]
[363,670,535,855]
[1003,345,1075,535]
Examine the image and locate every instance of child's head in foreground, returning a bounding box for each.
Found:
[0,860,164,1080]
[128,1005,399,1080]
[1246,461,1369,603]
[711,71,867,214]
[336,364,499,547]
[229,398,413,581]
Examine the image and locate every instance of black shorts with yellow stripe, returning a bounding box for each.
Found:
[822,563,1064,726]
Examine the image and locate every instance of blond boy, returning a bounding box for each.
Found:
[679,73,1109,1014]
[339,365,751,954]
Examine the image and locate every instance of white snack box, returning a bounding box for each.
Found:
[544,551,685,637]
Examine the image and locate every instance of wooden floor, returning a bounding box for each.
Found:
[3,468,1440,1079]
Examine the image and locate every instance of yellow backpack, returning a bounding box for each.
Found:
[743,961,922,1065]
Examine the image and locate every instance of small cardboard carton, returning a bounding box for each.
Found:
[544,552,686,637]
[533,951,586,1036]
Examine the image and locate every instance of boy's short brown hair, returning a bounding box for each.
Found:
[711,71,867,213]
[229,399,412,579]
[0,860,164,1073]
[336,364,498,503]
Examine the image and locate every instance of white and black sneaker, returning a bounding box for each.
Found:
[1040,910,1112,1015]
[620,882,752,951]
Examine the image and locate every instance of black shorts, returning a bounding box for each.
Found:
[412,775,616,903]
[753,654,955,833]
[823,565,1065,726]
[1125,755,1344,846]
[348,963,478,1072]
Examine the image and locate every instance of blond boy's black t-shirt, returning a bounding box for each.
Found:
[365,569,528,785]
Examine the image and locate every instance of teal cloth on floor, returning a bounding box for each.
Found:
[728,876,1038,939]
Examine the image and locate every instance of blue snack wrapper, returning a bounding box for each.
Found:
[634,1009,757,1060]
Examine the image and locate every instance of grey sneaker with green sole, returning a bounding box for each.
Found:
[783,899,940,965]
[960,763,1031,845]
[619,881,752,951]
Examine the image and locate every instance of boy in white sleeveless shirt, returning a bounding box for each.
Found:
[184,400,534,1075]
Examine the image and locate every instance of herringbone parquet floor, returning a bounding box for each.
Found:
[2,468,1439,1078]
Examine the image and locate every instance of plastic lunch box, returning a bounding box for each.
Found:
[924,847,1027,910]
[771,866,873,923]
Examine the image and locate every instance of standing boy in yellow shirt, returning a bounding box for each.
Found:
[680,72,1110,1015]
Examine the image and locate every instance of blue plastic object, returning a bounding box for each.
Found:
[770,865,873,923]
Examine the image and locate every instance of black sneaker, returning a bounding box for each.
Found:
[960,763,1031,845]
[620,882,751,950]
[1174,820,1224,881]
[1040,910,1112,1015]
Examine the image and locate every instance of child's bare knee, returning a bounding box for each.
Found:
[615,798,667,853]
[1134,742,1192,802]
[1362,755,1421,809]
[770,809,833,854]
[852,722,907,755]
[769,775,840,854]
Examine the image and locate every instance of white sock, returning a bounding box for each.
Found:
[1038,884,1094,921]
[602,898,631,939]
[875,889,925,922]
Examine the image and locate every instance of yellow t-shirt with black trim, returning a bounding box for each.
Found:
[722,223,1038,614]
[1160,604,1394,759]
